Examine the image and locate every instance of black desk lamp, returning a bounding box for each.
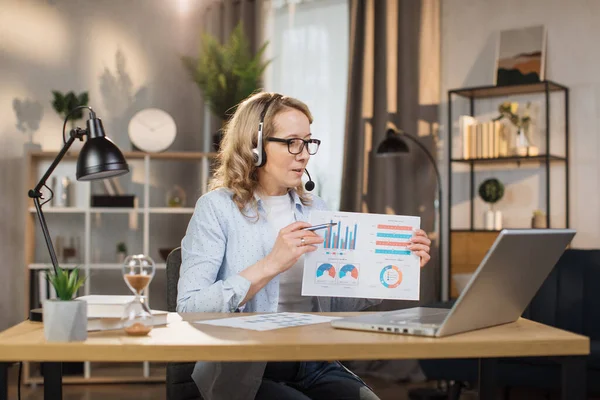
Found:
[28,106,130,275]
[376,121,443,300]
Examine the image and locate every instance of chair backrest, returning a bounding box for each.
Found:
[166,247,182,313]
[522,248,600,340]
[165,247,203,400]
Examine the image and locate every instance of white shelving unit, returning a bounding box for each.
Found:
[24,150,215,384]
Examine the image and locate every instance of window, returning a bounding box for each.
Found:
[264,0,349,210]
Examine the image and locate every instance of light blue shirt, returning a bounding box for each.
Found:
[176,188,381,400]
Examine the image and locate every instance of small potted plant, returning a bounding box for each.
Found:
[478,178,505,230]
[43,266,87,342]
[532,209,547,228]
[494,101,537,156]
[116,242,128,263]
[51,90,89,130]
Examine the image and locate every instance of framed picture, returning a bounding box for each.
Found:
[494,25,546,86]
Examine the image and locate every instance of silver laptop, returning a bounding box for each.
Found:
[331,229,576,337]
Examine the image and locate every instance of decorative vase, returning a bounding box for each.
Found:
[484,209,495,230]
[494,210,503,230]
[515,127,529,156]
[166,185,187,208]
[43,299,87,342]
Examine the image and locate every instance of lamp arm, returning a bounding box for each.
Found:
[62,106,95,144]
[402,133,445,300]
[28,129,84,274]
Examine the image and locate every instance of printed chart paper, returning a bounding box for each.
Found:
[302,210,421,300]
[194,312,342,331]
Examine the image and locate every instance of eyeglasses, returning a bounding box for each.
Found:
[266,137,321,155]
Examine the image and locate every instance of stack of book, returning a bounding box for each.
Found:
[76,295,168,331]
[458,115,511,159]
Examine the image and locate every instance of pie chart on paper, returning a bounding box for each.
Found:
[339,264,359,285]
[315,263,336,283]
[380,265,402,288]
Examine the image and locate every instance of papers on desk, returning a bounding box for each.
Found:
[302,210,421,300]
[194,312,342,331]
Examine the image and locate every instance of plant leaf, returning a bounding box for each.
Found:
[181,21,272,122]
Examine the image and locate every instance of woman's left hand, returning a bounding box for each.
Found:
[410,229,431,268]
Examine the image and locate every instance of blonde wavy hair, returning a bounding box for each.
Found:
[209,91,314,217]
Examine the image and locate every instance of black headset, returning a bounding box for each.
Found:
[251,94,315,191]
[252,94,280,168]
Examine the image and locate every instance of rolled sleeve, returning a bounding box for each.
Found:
[177,195,251,313]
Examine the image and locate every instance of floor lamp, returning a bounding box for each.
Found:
[375,121,443,301]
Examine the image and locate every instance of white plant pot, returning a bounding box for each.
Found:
[43,299,87,342]
[484,210,502,230]
[494,210,503,230]
[484,210,495,230]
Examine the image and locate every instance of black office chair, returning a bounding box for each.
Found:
[166,247,203,400]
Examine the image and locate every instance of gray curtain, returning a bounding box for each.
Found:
[202,0,262,52]
[341,0,441,308]
[201,0,264,137]
[340,0,441,383]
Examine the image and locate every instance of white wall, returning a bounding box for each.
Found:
[441,0,600,248]
[0,0,209,330]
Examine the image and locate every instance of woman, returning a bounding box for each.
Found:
[177,92,431,400]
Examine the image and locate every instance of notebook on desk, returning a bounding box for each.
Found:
[331,229,576,337]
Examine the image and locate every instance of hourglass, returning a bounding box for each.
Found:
[121,254,156,336]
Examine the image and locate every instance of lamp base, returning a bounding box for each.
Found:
[30,308,43,322]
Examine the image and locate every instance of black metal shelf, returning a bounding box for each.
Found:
[448,80,568,99]
[446,80,570,301]
[451,155,567,165]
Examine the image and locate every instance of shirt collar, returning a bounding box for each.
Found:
[254,189,304,213]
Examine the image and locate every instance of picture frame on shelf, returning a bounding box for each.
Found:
[494,25,546,86]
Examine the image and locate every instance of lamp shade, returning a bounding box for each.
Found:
[76,117,129,181]
[376,129,410,156]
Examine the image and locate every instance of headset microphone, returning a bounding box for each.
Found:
[304,169,315,191]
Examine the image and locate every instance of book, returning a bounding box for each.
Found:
[76,295,135,318]
[76,295,169,331]
[88,310,169,332]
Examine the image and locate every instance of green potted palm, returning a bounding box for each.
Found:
[478,178,505,230]
[43,266,87,342]
[181,22,271,151]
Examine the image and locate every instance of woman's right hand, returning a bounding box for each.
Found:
[264,221,324,275]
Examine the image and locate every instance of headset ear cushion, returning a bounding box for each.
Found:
[259,146,267,167]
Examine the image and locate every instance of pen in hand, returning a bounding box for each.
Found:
[302,222,338,232]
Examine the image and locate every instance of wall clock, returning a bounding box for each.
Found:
[128,108,177,152]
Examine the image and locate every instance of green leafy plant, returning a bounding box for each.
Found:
[494,101,531,130]
[117,242,127,253]
[478,178,505,206]
[46,266,86,301]
[51,90,89,128]
[181,21,271,122]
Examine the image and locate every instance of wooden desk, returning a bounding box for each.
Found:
[0,313,590,400]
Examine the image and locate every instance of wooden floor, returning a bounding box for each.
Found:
[6,364,595,400]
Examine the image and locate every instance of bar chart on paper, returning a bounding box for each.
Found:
[323,220,358,253]
[374,224,413,256]
[303,210,421,300]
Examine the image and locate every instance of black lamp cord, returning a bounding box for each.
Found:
[61,106,96,145]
